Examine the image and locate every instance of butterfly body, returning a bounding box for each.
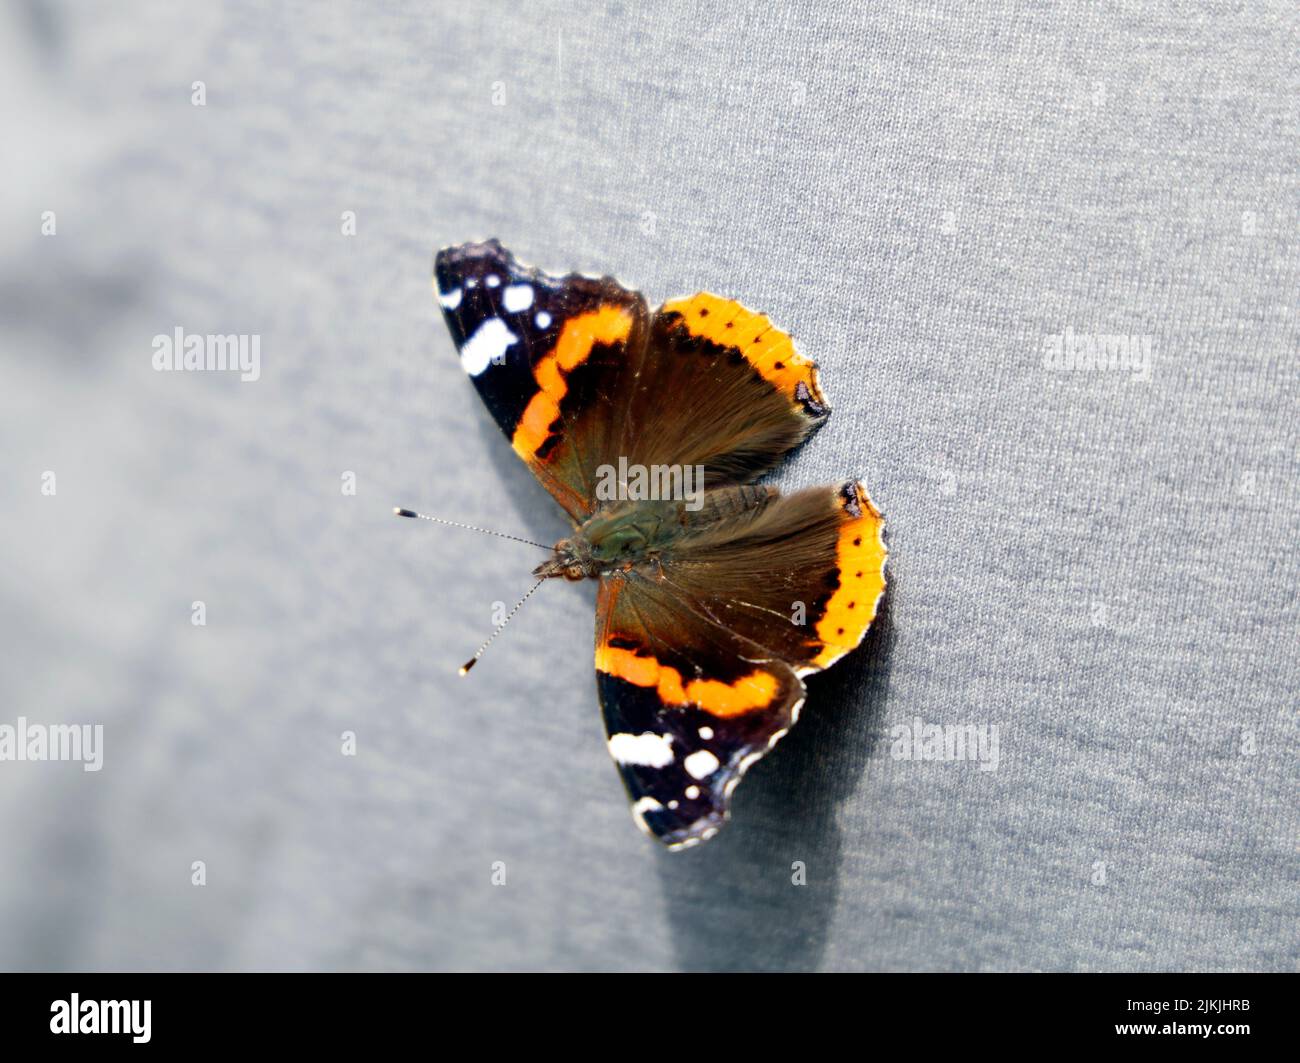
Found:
[534,485,776,582]
[433,240,887,849]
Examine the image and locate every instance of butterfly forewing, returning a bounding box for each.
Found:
[435,239,648,520]
[595,575,805,848]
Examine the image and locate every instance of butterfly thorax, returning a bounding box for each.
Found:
[533,485,776,582]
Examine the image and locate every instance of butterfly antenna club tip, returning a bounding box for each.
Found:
[392,506,549,549]
[457,577,546,677]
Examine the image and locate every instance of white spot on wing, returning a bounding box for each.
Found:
[608,732,675,768]
[684,750,720,780]
[684,785,700,800]
[485,274,500,288]
[630,796,665,837]
[460,318,517,376]
[535,311,552,329]
[503,284,534,312]
[698,726,714,740]
[438,287,462,310]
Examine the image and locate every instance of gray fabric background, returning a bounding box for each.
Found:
[1,0,1296,971]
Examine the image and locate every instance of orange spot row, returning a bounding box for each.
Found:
[511,306,634,461]
[596,644,780,717]
[659,292,826,407]
[812,483,887,668]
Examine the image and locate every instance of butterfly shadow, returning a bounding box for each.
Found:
[650,586,897,972]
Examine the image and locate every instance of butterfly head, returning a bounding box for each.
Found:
[532,538,597,581]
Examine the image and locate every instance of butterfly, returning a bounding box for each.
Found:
[432,239,887,849]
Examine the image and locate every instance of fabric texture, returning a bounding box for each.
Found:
[1,1,1295,971]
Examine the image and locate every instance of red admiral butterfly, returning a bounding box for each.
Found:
[420,240,887,849]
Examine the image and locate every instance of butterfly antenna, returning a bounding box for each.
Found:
[393,507,550,549]
[459,578,546,676]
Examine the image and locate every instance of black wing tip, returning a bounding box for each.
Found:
[435,237,508,274]
[640,807,727,850]
[436,235,504,257]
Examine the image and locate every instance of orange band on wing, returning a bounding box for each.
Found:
[511,305,634,461]
[812,482,887,668]
[596,644,780,717]
[659,292,827,409]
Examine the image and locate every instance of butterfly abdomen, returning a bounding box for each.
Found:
[678,483,777,531]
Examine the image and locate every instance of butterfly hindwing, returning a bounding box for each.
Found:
[594,480,887,845]
[609,292,831,486]
[660,480,888,673]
